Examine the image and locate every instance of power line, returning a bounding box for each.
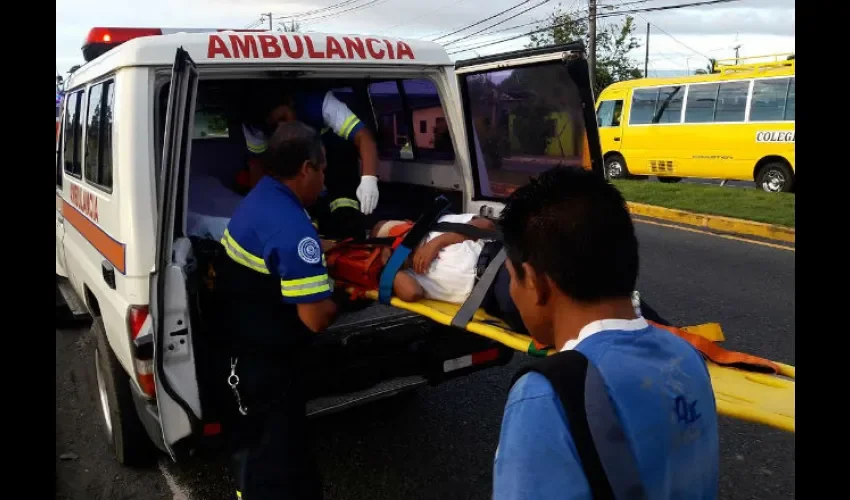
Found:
[614,0,712,61]
[448,0,741,56]
[443,0,553,46]
[383,0,476,32]
[429,0,541,42]
[295,0,389,24]
[273,0,366,21]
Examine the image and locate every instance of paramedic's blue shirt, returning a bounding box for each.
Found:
[222,176,331,303]
[493,318,719,500]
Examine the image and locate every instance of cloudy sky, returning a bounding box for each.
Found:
[56,0,794,77]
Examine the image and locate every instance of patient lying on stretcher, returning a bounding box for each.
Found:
[364,215,671,335]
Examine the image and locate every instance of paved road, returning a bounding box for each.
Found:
[56,221,795,500]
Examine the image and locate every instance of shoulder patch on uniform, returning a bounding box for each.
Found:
[297,237,322,265]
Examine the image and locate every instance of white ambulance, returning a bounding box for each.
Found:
[55,26,602,466]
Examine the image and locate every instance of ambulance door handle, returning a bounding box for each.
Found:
[102,261,116,290]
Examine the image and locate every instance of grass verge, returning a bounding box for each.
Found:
[612,180,795,228]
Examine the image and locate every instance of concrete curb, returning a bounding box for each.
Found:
[627,202,795,244]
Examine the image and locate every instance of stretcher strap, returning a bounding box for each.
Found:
[451,247,507,329]
[377,196,451,304]
[378,246,412,304]
[648,320,780,374]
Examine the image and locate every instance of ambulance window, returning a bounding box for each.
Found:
[460,62,588,199]
[84,80,115,191]
[368,81,408,159]
[402,79,454,161]
[63,91,84,179]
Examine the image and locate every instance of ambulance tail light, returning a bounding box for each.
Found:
[127,305,156,398]
[82,26,267,63]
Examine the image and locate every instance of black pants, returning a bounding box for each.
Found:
[228,361,323,500]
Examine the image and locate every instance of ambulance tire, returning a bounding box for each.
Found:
[91,318,157,467]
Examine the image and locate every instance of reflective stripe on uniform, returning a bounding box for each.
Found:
[329,197,360,212]
[236,491,242,499]
[246,140,267,154]
[339,115,362,140]
[221,229,271,274]
[280,274,331,298]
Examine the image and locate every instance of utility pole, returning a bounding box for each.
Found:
[644,22,650,77]
[263,12,273,31]
[588,0,597,88]
[732,43,741,64]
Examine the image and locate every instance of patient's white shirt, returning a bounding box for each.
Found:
[406,213,490,304]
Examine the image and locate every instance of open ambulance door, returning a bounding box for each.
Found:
[150,47,202,460]
[454,43,605,217]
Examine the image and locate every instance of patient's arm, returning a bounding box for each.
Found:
[411,217,497,274]
[393,272,425,302]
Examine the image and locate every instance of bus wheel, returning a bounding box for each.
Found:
[658,176,682,183]
[756,162,794,193]
[604,154,629,180]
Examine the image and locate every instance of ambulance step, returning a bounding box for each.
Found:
[306,375,427,417]
[56,280,91,322]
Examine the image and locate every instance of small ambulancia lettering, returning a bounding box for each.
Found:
[69,184,99,223]
[207,34,416,61]
[755,131,795,143]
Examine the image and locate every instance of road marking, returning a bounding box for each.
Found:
[635,218,795,252]
[158,461,192,500]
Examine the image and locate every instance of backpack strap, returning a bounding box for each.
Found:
[512,350,647,500]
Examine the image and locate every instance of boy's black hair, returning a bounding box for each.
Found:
[498,166,639,302]
[266,121,325,179]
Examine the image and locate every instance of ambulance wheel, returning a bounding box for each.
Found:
[756,161,794,193]
[604,154,629,180]
[91,318,157,467]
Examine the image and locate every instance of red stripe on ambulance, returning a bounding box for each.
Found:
[208,34,415,61]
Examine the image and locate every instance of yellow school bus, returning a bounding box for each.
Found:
[595,54,795,192]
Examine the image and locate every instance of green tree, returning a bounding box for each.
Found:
[528,7,643,92]
[694,58,717,75]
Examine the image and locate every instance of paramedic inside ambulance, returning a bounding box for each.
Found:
[239,85,381,239]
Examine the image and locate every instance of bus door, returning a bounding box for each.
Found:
[596,95,625,155]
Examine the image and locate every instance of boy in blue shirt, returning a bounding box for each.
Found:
[493,166,719,500]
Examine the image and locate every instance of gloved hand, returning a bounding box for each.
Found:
[242,124,268,155]
[356,175,379,215]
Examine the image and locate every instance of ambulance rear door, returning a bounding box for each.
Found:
[149,47,203,460]
[454,43,604,217]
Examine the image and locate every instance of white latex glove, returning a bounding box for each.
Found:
[356,175,379,215]
[242,124,268,155]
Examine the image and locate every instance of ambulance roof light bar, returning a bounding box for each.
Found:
[81,27,267,63]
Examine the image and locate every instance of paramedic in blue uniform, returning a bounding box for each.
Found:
[240,88,380,239]
[493,166,720,499]
[215,121,340,500]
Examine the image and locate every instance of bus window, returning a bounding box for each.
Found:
[684,83,719,123]
[784,78,795,120]
[655,86,684,124]
[750,78,792,122]
[714,81,749,122]
[597,100,623,127]
[629,88,657,125]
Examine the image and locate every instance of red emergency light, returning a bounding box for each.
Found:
[81,27,267,63]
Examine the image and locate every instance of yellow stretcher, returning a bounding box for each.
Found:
[347,288,795,433]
